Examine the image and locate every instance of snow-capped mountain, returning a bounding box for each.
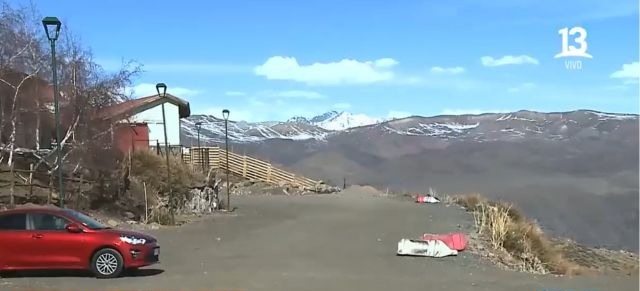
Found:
[313,111,382,131]
[181,109,638,144]
[309,111,340,123]
[287,111,382,131]
[372,110,638,142]
[182,115,330,144]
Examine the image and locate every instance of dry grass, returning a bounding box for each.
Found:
[456,194,580,275]
[129,151,206,224]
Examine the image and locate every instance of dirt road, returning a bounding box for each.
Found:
[2,190,638,291]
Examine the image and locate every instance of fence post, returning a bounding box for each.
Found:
[28,164,34,199]
[48,174,53,205]
[242,156,247,177]
[212,147,218,168]
[76,174,83,209]
[266,165,272,183]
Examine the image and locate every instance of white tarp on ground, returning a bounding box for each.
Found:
[424,196,440,203]
[396,239,458,257]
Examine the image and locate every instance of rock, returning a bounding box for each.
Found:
[186,186,218,214]
[126,220,137,224]
[123,212,135,220]
[150,222,160,230]
[107,219,119,227]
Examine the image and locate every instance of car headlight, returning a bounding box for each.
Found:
[120,235,146,245]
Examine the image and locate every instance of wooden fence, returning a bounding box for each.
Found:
[0,165,91,207]
[183,146,319,189]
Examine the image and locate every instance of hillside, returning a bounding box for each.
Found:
[180,109,639,251]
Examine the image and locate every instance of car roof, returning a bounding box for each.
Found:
[0,206,67,215]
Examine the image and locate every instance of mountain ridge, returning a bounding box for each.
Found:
[181,109,638,144]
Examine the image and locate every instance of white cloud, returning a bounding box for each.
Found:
[254,56,397,85]
[440,109,512,115]
[125,83,200,99]
[481,55,539,67]
[225,91,247,96]
[610,61,639,84]
[375,58,399,68]
[387,110,412,119]
[332,102,352,109]
[508,82,536,93]
[430,66,465,74]
[275,90,326,99]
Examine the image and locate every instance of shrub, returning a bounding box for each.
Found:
[128,150,204,223]
[455,194,578,275]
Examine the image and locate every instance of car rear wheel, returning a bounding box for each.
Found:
[91,248,124,278]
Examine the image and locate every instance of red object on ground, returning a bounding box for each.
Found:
[0,207,160,278]
[415,195,439,203]
[421,232,468,251]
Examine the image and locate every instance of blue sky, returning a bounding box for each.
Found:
[19,0,640,121]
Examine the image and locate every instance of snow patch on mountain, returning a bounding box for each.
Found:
[315,112,382,131]
[591,112,637,121]
[310,111,340,123]
[416,122,479,136]
[496,114,536,122]
[383,122,479,137]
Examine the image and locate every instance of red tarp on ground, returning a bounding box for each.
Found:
[420,232,467,251]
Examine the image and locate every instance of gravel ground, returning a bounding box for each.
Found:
[1,190,638,291]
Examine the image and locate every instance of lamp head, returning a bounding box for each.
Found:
[222,109,230,120]
[155,83,167,97]
[42,17,62,41]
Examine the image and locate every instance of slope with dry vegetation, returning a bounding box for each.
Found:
[452,193,638,275]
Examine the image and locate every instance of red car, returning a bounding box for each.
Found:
[0,207,159,278]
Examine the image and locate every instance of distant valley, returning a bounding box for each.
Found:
[181,109,639,251]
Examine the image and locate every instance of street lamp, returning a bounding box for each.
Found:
[195,121,204,172]
[42,16,64,208]
[222,109,230,211]
[156,83,174,225]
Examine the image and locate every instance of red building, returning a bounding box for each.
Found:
[113,123,150,153]
[96,94,190,154]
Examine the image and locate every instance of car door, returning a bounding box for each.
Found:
[0,212,32,269]
[28,212,88,269]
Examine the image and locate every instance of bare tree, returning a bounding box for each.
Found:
[0,1,141,206]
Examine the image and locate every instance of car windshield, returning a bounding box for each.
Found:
[63,209,109,230]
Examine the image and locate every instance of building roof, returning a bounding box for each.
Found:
[95,94,191,121]
[0,68,55,103]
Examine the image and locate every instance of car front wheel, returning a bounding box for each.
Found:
[91,248,124,278]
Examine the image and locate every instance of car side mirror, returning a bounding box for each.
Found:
[65,223,82,233]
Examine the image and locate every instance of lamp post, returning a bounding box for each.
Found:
[156,83,174,225]
[222,109,230,211]
[195,121,204,172]
[42,17,64,208]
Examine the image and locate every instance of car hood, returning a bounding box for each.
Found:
[100,229,157,243]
